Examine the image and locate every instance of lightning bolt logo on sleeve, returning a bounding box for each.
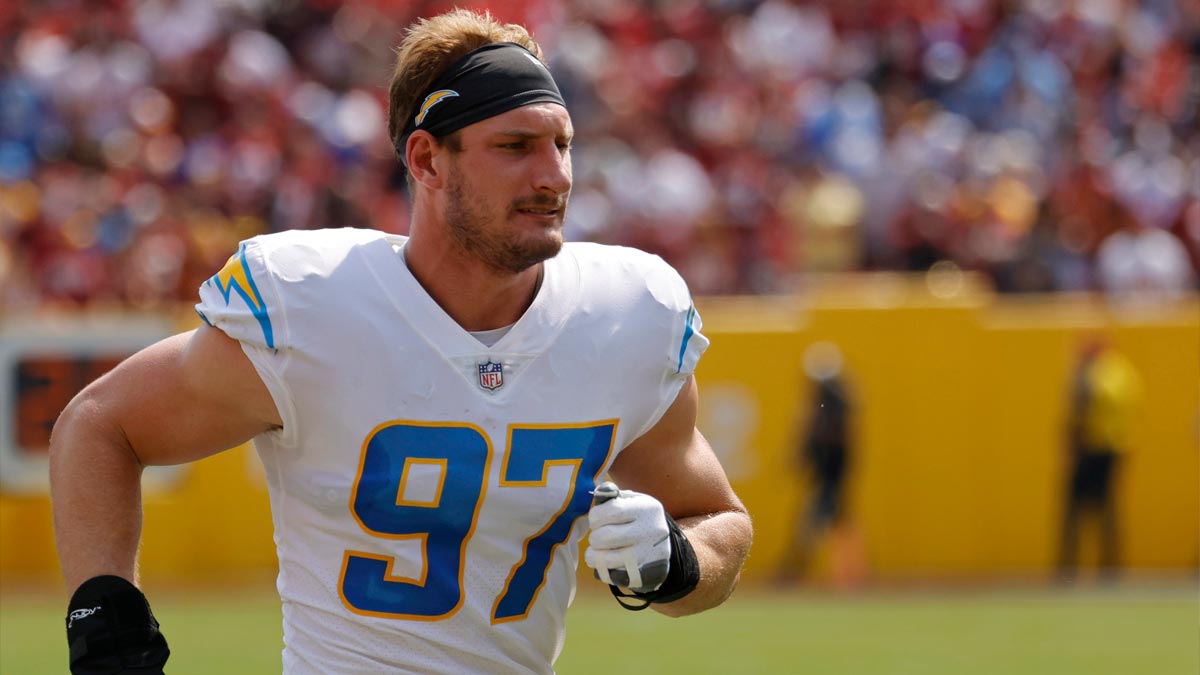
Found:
[676,303,696,374]
[207,244,275,349]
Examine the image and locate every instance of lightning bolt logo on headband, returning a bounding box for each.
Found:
[415,89,459,126]
[396,43,564,167]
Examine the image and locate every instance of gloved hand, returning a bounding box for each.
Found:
[584,481,671,593]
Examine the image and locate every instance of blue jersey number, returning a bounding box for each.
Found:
[339,420,616,622]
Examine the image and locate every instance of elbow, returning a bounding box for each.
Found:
[49,388,88,469]
[49,383,132,476]
[720,507,755,577]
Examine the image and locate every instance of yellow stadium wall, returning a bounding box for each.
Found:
[698,285,1199,584]
[3,286,1197,590]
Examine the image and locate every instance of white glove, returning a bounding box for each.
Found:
[584,482,671,593]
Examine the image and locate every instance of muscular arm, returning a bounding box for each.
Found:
[50,324,281,593]
[606,376,753,617]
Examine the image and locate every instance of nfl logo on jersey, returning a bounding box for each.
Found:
[478,360,504,391]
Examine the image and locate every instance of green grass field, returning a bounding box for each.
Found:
[3,584,1196,674]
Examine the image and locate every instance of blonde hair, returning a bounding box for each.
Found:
[388,9,544,154]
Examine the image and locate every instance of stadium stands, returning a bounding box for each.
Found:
[3,0,1197,305]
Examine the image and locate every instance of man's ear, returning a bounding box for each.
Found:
[406,131,444,189]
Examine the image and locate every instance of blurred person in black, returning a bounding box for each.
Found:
[1057,336,1143,582]
[777,341,864,587]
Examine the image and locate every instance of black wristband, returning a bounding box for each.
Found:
[609,512,701,611]
[66,575,170,675]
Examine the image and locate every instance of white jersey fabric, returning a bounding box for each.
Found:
[195,228,707,674]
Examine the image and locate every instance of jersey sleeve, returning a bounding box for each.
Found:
[630,254,710,439]
[196,240,280,350]
[646,257,710,378]
[672,300,707,376]
[195,238,297,445]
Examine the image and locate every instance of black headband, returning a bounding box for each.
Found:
[397,42,565,165]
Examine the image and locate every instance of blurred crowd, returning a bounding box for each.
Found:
[2,0,1198,308]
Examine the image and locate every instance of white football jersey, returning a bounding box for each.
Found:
[195,228,708,674]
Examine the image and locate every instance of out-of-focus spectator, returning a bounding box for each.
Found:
[2,0,419,311]
[1057,336,1143,583]
[4,0,1199,308]
[777,341,865,588]
[1097,219,1195,300]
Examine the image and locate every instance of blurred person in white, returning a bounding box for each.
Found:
[1096,221,1195,301]
[1096,114,1196,301]
[48,9,751,675]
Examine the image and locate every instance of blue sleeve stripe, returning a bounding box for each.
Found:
[676,304,696,374]
[208,243,275,349]
[236,248,275,349]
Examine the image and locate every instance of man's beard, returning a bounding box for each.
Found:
[445,162,566,275]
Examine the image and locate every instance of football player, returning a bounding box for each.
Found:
[50,9,752,674]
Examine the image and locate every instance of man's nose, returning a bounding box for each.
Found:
[534,145,572,196]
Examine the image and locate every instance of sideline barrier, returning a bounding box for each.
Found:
[3,283,1196,586]
[699,279,1198,582]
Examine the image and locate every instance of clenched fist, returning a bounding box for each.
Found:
[584,482,671,593]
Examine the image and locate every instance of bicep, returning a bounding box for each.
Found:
[85,323,281,466]
[608,376,745,519]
